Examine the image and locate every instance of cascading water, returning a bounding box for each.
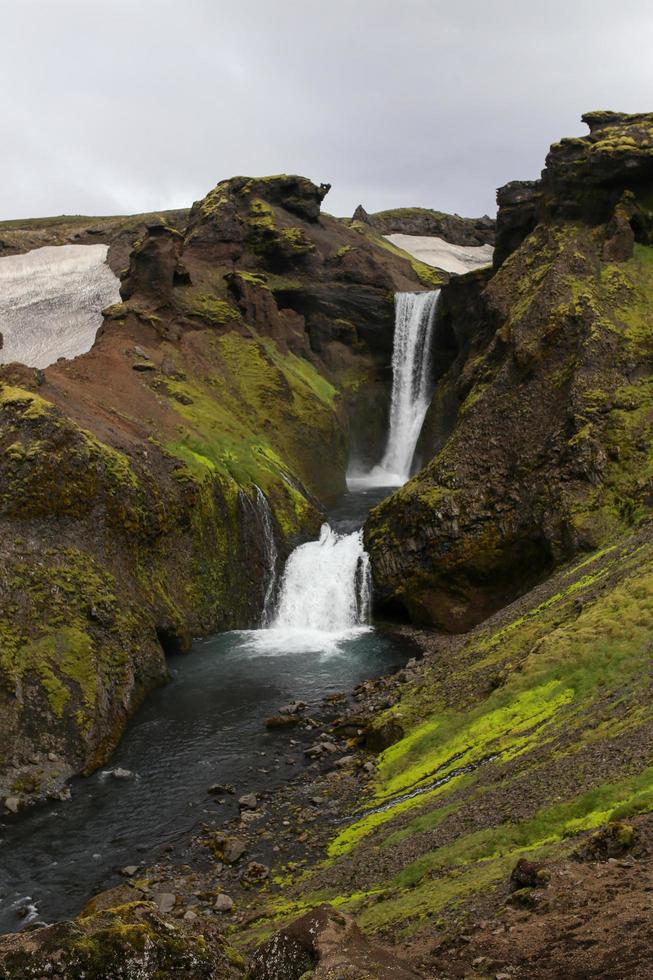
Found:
[273,525,371,632]
[253,485,278,625]
[381,290,440,479]
[349,289,440,488]
[248,522,372,653]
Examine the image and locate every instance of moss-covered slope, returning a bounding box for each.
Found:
[235,525,653,963]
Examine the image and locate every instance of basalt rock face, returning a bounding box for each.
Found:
[351,205,496,246]
[0,174,423,803]
[366,112,653,630]
[494,111,653,268]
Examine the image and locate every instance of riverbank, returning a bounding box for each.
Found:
[3,531,653,976]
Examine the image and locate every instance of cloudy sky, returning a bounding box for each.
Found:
[2,0,652,221]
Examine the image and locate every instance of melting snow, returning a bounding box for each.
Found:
[385,233,494,275]
[0,244,121,369]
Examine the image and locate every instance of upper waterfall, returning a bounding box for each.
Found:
[350,289,440,488]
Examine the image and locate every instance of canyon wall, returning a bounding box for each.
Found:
[366,111,653,630]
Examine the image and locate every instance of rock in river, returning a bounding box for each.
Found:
[238,793,258,810]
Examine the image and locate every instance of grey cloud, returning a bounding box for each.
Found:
[1,0,652,220]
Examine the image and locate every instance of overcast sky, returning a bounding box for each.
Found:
[2,0,652,221]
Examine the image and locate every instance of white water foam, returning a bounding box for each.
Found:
[0,244,121,369]
[349,290,440,489]
[245,523,372,654]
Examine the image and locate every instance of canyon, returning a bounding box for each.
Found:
[1,110,653,978]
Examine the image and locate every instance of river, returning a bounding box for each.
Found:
[0,486,412,933]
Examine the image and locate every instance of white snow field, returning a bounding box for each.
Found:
[385,233,494,275]
[0,244,121,369]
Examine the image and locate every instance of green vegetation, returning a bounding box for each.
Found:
[177,290,241,325]
[160,328,341,536]
[243,533,653,944]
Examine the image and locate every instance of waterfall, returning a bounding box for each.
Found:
[273,525,371,632]
[381,290,440,479]
[247,523,372,653]
[349,289,440,488]
[253,485,278,626]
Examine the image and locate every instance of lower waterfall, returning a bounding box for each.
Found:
[249,523,372,653]
[350,289,440,488]
[273,524,371,632]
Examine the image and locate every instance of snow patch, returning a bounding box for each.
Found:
[0,244,121,369]
[385,233,494,275]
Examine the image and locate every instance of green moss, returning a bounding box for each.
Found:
[178,290,241,325]
[158,328,342,540]
[328,680,574,856]
[278,226,315,255]
[235,270,269,288]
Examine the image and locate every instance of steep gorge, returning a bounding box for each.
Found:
[367,110,653,631]
[0,175,432,804]
[2,112,653,979]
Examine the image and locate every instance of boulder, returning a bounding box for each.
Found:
[574,821,638,861]
[208,782,235,795]
[153,892,176,914]
[238,793,258,810]
[214,893,235,913]
[265,714,301,729]
[0,900,243,978]
[240,861,270,887]
[509,858,550,890]
[223,838,247,864]
[248,903,422,979]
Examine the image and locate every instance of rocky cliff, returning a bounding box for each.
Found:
[3,115,653,980]
[0,175,425,805]
[366,111,653,630]
[350,204,495,246]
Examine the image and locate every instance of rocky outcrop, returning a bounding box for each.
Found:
[248,904,421,979]
[366,111,653,630]
[0,174,425,803]
[0,898,244,978]
[494,110,653,268]
[350,205,495,246]
[0,209,189,276]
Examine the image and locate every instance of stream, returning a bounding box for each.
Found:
[0,486,412,933]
